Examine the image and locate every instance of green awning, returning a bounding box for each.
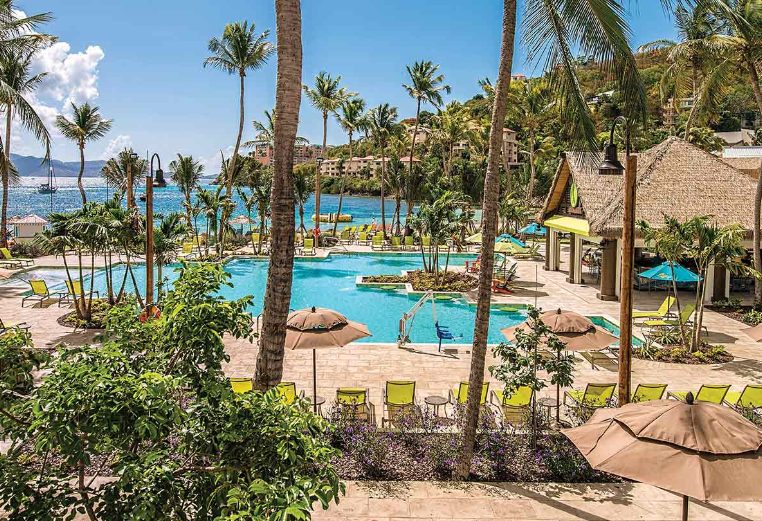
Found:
[544,216,590,237]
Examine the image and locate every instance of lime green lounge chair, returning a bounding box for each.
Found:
[564,383,616,410]
[724,385,762,410]
[230,377,253,394]
[276,382,304,405]
[633,296,676,320]
[371,235,386,251]
[404,236,415,250]
[251,232,260,244]
[339,229,352,243]
[668,384,730,404]
[491,386,533,425]
[336,387,375,423]
[0,247,33,267]
[631,383,668,402]
[357,231,370,245]
[61,279,100,307]
[22,279,63,308]
[422,236,431,248]
[382,380,418,427]
[450,381,489,406]
[390,236,402,250]
[301,238,316,256]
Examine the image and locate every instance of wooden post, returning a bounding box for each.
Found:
[618,153,637,405]
[145,173,154,305]
[126,162,134,209]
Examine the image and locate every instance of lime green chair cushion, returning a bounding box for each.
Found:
[632,297,676,319]
[385,381,415,405]
[495,386,533,407]
[29,279,49,296]
[277,382,298,404]
[230,377,253,394]
[724,386,762,408]
[337,387,367,405]
[404,236,414,246]
[671,384,730,404]
[569,383,616,408]
[454,382,489,405]
[632,383,667,402]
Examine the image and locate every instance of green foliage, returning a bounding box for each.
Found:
[686,127,725,152]
[742,309,762,326]
[0,263,343,520]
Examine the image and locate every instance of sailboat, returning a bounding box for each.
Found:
[37,163,58,194]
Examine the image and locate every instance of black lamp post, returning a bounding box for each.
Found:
[598,116,636,405]
[146,153,162,305]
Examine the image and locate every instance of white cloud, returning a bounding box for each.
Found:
[31,43,104,108]
[101,135,132,160]
[198,146,234,177]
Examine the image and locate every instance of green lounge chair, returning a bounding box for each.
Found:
[0,317,29,334]
[301,238,316,256]
[668,384,730,404]
[491,386,533,425]
[339,229,352,243]
[22,279,63,308]
[724,385,762,410]
[422,236,431,248]
[632,296,676,320]
[642,303,695,329]
[357,231,370,245]
[390,236,402,250]
[404,235,415,250]
[631,383,668,403]
[276,382,304,405]
[251,232,260,245]
[336,387,375,423]
[0,247,33,267]
[60,279,100,307]
[382,380,418,427]
[179,242,200,260]
[230,377,253,394]
[564,383,616,410]
[371,235,386,251]
[450,381,489,406]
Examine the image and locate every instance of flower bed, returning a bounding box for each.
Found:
[635,341,733,364]
[363,270,477,292]
[57,299,113,329]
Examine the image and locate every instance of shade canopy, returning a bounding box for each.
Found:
[563,399,762,502]
[544,215,590,237]
[494,241,526,254]
[497,234,527,247]
[519,222,547,236]
[501,309,617,351]
[285,307,370,350]
[637,261,700,283]
[465,232,482,244]
[229,215,254,225]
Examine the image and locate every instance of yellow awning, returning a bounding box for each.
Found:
[544,216,590,237]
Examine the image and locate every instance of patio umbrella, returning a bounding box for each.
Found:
[638,261,701,283]
[519,222,547,236]
[229,215,254,234]
[501,309,618,422]
[563,395,762,520]
[494,241,524,254]
[466,232,482,244]
[284,307,371,412]
[497,233,526,247]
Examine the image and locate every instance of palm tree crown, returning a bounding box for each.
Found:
[101,148,147,193]
[337,97,367,139]
[402,60,451,108]
[367,103,399,147]
[55,102,113,147]
[204,21,275,77]
[303,71,353,116]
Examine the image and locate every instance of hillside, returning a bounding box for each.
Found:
[10,154,107,178]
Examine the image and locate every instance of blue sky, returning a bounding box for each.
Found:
[17,0,677,173]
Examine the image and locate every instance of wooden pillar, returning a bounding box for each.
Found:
[553,231,561,271]
[597,239,618,301]
[544,229,551,271]
[567,232,576,283]
[618,154,637,406]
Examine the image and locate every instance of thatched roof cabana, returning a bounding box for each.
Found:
[539,137,758,238]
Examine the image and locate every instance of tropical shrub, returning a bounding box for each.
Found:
[742,309,762,326]
[0,263,343,520]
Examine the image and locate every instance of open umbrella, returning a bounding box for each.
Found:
[497,233,526,247]
[465,232,482,244]
[519,222,547,237]
[229,215,254,234]
[502,309,618,422]
[494,241,525,254]
[285,307,371,412]
[563,395,762,520]
[638,261,701,283]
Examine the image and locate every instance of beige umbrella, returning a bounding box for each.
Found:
[564,395,762,520]
[285,307,371,412]
[742,323,762,342]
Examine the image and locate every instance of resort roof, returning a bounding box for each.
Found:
[722,156,761,178]
[9,213,48,225]
[540,137,758,237]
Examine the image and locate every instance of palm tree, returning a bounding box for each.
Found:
[385,156,405,235]
[334,96,365,235]
[455,0,646,479]
[367,103,398,239]
[168,154,204,232]
[431,101,471,179]
[246,165,272,254]
[293,164,313,240]
[204,21,274,197]
[55,102,112,205]
[303,72,352,241]
[244,109,308,149]
[403,60,450,183]
[100,148,146,201]
[153,212,189,301]
[0,48,48,247]
[255,0,302,391]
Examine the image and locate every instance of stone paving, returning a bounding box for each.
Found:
[2,247,762,520]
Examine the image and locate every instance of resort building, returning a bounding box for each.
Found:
[661,97,694,127]
[715,129,756,147]
[405,125,431,145]
[452,128,520,166]
[539,137,758,304]
[722,146,762,178]
[319,155,420,177]
[252,142,321,166]
[9,214,48,243]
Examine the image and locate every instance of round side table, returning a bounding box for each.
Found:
[537,397,560,424]
[425,395,449,417]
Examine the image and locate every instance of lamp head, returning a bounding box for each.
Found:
[598,142,624,176]
[316,157,324,166]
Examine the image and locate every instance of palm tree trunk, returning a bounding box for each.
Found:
[255,0,301,390]
[527,131,536,199]
[380,150,387,240]
[314,111,327,243]
[409,98,421,179]
[746,55,762,306]
[184,193,194,233]
[1,105,11,248]
[455,0,516,480]
[78,143,87,205]
[333,133,352,237]
[228,73,245,196]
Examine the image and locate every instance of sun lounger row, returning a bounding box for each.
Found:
[21,279,99,308]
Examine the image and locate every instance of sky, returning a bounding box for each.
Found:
[14,0,678,174]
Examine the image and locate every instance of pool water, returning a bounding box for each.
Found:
[53,253,531,344]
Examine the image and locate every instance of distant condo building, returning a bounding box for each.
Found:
[319,156,420,177]
[453,128,520,166]
[252,142,322,166]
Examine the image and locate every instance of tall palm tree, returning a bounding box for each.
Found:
[0,48,47,247]
[431,101,471,179]
[334,96,365,235]
[455,0,647,479]
[403,60,451,184]
[244,109,308,149]
[293,164,313,240]
[100,148,146,200]
[367,103,398,239]
[55,102,112,205]
[204,21,274,197]
[303,72,352,241]
[168,154,204,231]
[385,156,405,235]
[153,212,189,301]
[255,0,302,390]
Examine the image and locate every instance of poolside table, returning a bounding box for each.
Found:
[425,395,448,417]
[306,395,326,416]
[538,397,560,425]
